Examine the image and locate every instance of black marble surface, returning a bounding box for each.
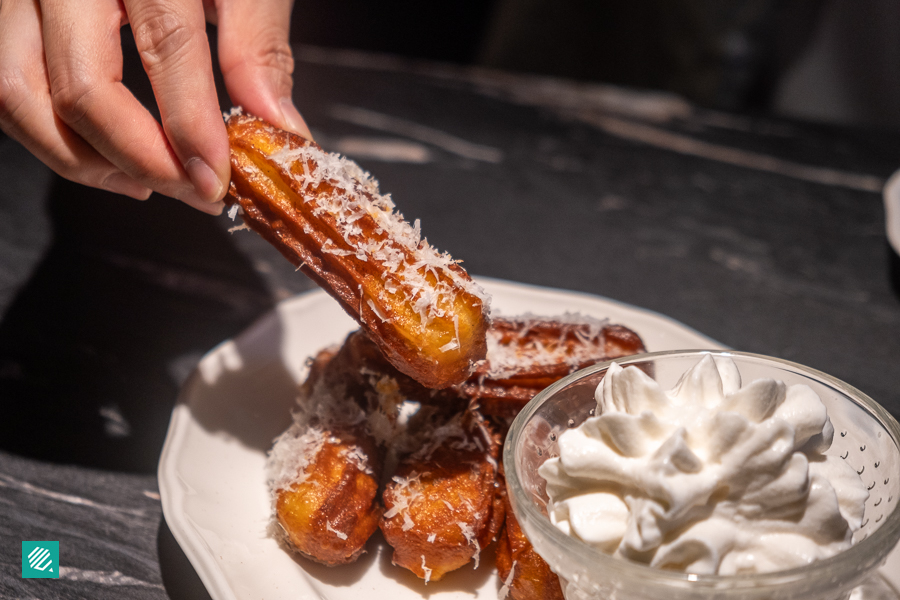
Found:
[1,44,899,599]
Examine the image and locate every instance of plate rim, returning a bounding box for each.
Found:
[158,289,345,600]
[158,277,727,600]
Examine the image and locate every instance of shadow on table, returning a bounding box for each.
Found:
[890,243,900,301]
[0,177,274,473]
[158,517,214,600]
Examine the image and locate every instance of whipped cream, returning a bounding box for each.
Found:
[539,355,868,575]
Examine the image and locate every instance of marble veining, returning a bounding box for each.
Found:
[58,566,164,589]
[0,474,149,519]
[1,44,898,600]
[330,104,504,163]
[578,113,885,192]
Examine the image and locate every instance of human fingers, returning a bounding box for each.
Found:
[124,0,231,203]
[0,0,151,199]
[216,0,312,139]
[39,0,223,214]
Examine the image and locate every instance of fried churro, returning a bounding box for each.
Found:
[226,111,489,388]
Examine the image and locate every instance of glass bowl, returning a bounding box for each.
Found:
[504,350,900,600]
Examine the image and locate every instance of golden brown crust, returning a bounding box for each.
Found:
[380,410,503,581]
[268,313,645,584]
[496,478,565,600]
[225,111,489,388]
[298,347,339,398]
[325,329,464,411]
[275,423,383,566]
[459,317,646,419]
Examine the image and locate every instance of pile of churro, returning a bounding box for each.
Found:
[224,112,646,599]
[268,317,645,598]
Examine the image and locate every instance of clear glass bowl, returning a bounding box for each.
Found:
[504,350,900,600]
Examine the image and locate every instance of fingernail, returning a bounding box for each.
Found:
[103,172,153,200]
[185,157,226,203]
[179,192,226,216]
[199,200,225,216]
[280,98,313,140]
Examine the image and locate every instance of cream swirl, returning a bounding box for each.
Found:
[539,354,868,574]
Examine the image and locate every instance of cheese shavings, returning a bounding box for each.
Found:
[265,361,368,506]
[226,112,491,388]
[263,133,490,327]
[383,472,423,532]
[326,520,348,540]
[439,340,460,352]
[484,312,610,380]
[267,425,326,497]
[421,556,432,584]
[458,521,481,569]
[498,560,517,599]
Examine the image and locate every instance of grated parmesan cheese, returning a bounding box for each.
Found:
[439,340,460,352]
[421,555,432,584]
[340,445,373,475]
[224,106,244,119]
[402,513,415,532]
[235,111,491,328]
[458,521,481,569]
[384,472,422,521]
[266,424,326,501]
[265,369,368,509]
[498,560,517,599]
[366,299,391,323]
[325,520,348,540]
[483,312,611,380]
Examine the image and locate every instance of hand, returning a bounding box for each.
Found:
[0,0,311,214]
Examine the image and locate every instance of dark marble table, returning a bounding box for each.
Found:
[1,42,899,599]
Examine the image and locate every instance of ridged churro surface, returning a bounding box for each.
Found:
[225,110,489,388]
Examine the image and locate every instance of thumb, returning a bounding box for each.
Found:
[216,0,312,139]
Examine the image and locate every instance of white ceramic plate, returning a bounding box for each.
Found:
[885,169,900,255]
[158,278,899,600]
